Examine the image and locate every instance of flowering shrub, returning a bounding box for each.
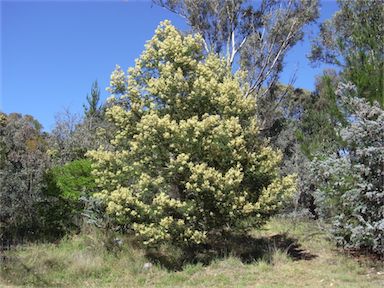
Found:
[88,21,295,247]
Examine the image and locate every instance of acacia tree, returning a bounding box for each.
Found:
[154,0,319,129]
[89,22,295,248]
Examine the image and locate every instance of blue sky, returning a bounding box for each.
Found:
[1,0,339,131]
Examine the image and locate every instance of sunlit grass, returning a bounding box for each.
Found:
[1,217,383,287]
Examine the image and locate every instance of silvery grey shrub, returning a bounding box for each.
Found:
[312,83,384,255]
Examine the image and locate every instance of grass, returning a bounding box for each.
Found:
[1,217,383,287]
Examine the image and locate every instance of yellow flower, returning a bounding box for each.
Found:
[89,21,295,248]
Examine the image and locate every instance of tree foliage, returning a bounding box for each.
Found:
[0,113,50,240]
[89,21,295,248]
[49,110,85,164]
[40,159,96,235]
[154,0,319,129]
[84,80,102,119]
[297,70,345,158]
[49,82,110,165]
[46,159,95,202]
[310,0,384,107]
[312,83,384,255]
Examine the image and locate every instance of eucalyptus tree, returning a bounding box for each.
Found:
[154,0,319,129]
[0,113,50,240]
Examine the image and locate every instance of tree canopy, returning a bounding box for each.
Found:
[89,21,295,248]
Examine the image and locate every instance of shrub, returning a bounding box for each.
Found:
[313,83,384,255]
[88,21,295,248]
[42,159,96,236]
[46,159,95,201]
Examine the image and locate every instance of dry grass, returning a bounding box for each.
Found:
[1,217,383,287]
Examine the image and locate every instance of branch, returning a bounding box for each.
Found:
[155,0,191,25]
[202,38,210,54]
[246,17,298,98]
[230,36,247,66]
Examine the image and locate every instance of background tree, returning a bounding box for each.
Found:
[309,0,384,107]
[49,109,84,164]
[49,81,110,165]
[0,113,50,241]
[278,71,346,216]
[298,0,384,219]
[297,70,345,158]
[154,0,319,130]
[89,21,295,249]
[84,80,102,119]
[45,81,109,233]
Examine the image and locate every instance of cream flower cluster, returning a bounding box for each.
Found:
[89,21,296,247]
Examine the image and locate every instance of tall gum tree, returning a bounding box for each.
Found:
[154,0,319,130]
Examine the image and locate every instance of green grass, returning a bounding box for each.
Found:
[1,218,383,287]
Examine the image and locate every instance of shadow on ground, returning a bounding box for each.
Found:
[146,232,318,271]
[0,232,318,285]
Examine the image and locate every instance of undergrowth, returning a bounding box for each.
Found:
[1,217,383,287]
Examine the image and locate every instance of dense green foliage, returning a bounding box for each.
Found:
[46,159,95,201]
[89,21,295,248]
[297,71,345,158]
[40,159,96,236]
[310,0,384,107]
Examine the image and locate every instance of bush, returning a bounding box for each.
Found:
[0,113,50,241]
[88,21,295,248]
[313,83,384,255]
[42,159,96,236]
[46,159,95,201]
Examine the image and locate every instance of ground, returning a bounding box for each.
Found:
[1,217,383,287]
